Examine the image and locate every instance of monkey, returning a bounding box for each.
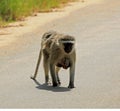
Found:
[31,31,76,88]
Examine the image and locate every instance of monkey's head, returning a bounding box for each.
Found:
[58,35,75,54]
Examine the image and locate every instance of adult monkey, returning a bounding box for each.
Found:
[31,31,76,88]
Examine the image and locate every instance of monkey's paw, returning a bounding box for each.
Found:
[53,82,58,87]
[68,84,75,88]
[46,81,52,85]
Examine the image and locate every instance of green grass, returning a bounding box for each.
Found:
[0,0,75,27]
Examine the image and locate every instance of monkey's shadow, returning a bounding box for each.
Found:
[32,79,71,92]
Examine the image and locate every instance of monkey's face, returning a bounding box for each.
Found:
[58,35,75,54]
[63,43,74,53]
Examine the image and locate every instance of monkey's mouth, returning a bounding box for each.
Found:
[64,47,72,53]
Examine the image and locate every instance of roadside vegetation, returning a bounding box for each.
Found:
[0,0,76,27]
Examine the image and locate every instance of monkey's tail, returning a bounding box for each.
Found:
[32,48,42,79]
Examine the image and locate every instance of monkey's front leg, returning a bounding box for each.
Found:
[68,63,75,88]
[50,64,58,87]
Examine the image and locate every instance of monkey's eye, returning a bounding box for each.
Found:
[64,43,73,47]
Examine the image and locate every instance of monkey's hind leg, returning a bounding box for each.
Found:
[43,51,50,84]
[50,63,58,87]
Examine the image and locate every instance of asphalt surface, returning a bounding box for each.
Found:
[0,0,120,108]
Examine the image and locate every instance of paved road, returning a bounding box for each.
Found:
[0,0,120,108]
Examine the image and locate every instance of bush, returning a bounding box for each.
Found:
[0,0,73,22]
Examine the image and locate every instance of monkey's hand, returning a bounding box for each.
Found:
[68,83,75,88]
